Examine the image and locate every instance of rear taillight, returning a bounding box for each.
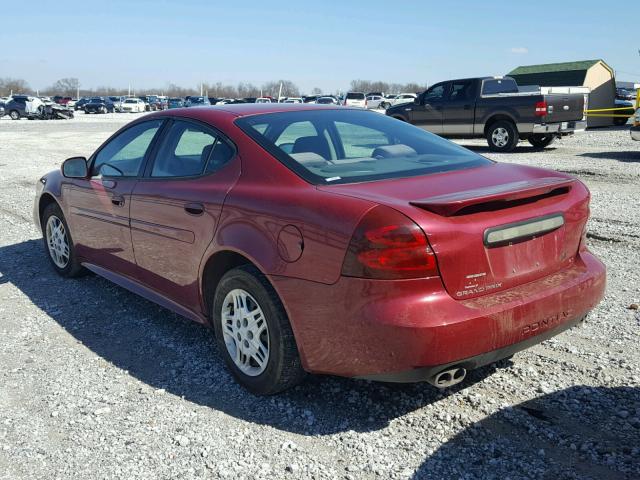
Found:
[535,101,548,117]
[341,206,439,280]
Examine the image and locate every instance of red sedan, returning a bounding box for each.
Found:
[33,104,605,394]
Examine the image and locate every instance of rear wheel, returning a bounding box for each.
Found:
[41,203,85,277]
[212,266,305,395]
[528,134,556,149]
[9,110,20,120]
[487,120,519,152]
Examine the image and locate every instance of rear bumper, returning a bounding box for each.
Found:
[631,126,640,141]
[358,313,586,382]
[531,120,585,135]
[271,251,605,380]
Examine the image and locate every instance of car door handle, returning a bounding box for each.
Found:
[184,203,204,215]
[111,195,125,207]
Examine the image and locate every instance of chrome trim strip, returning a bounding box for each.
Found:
[484,213,564,247]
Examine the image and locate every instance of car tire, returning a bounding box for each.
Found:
[9,110,20,120]
[41,203,86,278]
[381,102,390,109]
[212,265,306,395]
[528,134,556,149]
[487,120,519,152]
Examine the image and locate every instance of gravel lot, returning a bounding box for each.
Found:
[0,113,639,479]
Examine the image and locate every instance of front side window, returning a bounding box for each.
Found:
[92,120,163,177]
[236,110,491,185]
[423,84,446,103]
[151,120,233,177]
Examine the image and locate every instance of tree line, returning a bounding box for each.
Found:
[1,76,428,98]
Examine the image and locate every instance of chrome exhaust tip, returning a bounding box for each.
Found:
[429,367,467,389]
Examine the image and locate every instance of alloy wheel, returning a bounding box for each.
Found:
[46,215,70,268]
[221,288,270,376]
[492,127,509,148]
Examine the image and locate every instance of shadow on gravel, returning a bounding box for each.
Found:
[0,239,504,435]
[578,151,640,163]
[413,386,639,480]
[462,145,558,154]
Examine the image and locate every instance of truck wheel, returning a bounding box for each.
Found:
[528,134,555,149]
[487,121,519,152]
[9,110,20,120]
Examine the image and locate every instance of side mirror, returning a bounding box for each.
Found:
[414,96,420,104]
[62,156,88,178]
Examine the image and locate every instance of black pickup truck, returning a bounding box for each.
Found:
[386,76,585,152]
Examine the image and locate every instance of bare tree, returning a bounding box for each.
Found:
[47,77,80,96]
[311,87,323,95]
[349,79,427,95]
[237,82,260,98]
[261,80,300,98]
[0,77,31,96]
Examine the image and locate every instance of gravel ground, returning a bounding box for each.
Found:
[0,113,639,480]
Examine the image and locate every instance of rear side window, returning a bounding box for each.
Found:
[151,120,233,177]
[346,92,365,100]
[448,81,474,101]
[482,78,519,95]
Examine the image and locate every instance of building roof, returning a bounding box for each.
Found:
[508,60,610,87]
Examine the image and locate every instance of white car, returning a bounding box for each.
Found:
[380,93,417,109]
[631,108,640,141]
[255,97,273,104]
[343,92,366,108]
[365,95,384,109]
[283,97,303,103]
[120,98,146,113]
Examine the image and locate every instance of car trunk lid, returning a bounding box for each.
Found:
[319,163,589,299]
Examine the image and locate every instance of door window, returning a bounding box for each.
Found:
[151,120,233,177]
[448,81,473,101]
[92,120,163,177]
[422,84,446,103]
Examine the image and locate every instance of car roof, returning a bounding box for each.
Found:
[154,103,344,119]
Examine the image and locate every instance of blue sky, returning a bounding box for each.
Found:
[2,0,638,93]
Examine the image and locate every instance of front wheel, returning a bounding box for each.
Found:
[528,134,556,149]
[212,266,305,395]
[41,203,85,277]
[486,120,519,152]
[9,110,20,120]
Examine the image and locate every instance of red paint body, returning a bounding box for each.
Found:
[34,104,606,380]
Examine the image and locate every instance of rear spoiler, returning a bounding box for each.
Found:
[410,177,576,216]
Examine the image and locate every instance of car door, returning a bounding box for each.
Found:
[129,118,240,309]
[63,119,165,277]
[441,79,476,136]
[409,83,448,134]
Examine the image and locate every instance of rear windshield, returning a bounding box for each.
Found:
[482,78,519,95]
[346,92,365,100]
[236,110,490,185]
